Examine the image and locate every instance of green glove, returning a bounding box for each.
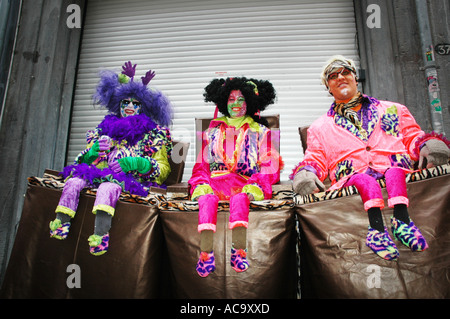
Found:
[118,157,152,174]
[80,141,101,164]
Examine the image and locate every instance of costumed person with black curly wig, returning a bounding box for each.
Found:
[189,77,282,277]
[291,55,449,261]
[49,61,173,256]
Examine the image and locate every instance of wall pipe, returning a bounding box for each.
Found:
[415,0,445,135]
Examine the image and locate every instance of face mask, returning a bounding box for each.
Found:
[227,90,247,118]
[120,98,141,117]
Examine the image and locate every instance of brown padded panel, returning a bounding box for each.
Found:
[296,173,450,298]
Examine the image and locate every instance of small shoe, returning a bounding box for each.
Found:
[230,247,249,272]
[88,233,109,256]
[196,251,216,277]
[49,219,71,240]
[366,227,399,261]
[391,217,428,252]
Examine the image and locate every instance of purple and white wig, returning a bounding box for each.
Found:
[93,61,173,127]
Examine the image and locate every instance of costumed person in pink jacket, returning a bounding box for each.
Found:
[291,55,449,261]
[189,77,282,277]
[49,61,173,256]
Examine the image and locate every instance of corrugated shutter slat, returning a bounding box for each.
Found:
[68,0,359,182]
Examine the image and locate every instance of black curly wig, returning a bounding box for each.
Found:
[203,77,276,127]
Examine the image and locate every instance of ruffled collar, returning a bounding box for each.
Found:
[327,94,380,141]
[97,113,157,145]
[210,115,262,132]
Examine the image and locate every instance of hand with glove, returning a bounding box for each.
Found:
[419,139,450,169]
[97,135,112,157]
[110,156,152,174]
[242,184,264,201]
[80,136,111,164]
[293,169,325,195]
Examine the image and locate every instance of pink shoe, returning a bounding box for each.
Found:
[196,251,216,277]
[230,247,249,272]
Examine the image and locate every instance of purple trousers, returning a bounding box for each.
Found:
[56,177,122,217]
[346,167,408,211]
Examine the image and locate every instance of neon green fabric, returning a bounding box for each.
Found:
[242,184,264,201]
[191,184,214,200]
[118,156,152,174]
[80,141,100,164]
[152,145,170,185]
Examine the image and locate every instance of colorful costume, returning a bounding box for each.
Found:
[189,77,281,277]
[292,55,449,261]
[291,95,445,192]
[190,115,281,230]
[50,61,173,256]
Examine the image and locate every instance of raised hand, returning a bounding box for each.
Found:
[141,70,156,85]
[121,61,136,78]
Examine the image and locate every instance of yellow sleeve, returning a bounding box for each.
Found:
[152,145,171,185]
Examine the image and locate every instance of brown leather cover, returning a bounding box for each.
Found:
[1,185,297,298]
[296,173,450,298]
[160,208,298,298]
[0,185,164,298]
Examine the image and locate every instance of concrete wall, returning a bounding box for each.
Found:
[355,0,449,134]
[0,0,85,283]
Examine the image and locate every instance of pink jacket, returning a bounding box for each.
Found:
[189,116,282,199]
[292,96,432,191]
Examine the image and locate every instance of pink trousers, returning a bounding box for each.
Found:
[198,192,250,232]
[346,167,408,211]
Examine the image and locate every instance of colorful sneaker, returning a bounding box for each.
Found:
[49,219,71,240]
[366,227,399,261]
[230,247,249,272]
[391,217,428,252]
[196,251,216,277]
[88,233,109,256]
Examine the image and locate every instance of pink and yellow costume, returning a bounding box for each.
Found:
[189,115,281,232]
[291,95,447,211]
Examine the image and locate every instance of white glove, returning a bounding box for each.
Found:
[419,139,449,169]
[293,169,325,195]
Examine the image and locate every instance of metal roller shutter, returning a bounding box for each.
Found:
[68,0,359,182]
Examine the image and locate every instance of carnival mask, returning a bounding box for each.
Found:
[120,98,141,117]
[227,90,247,118]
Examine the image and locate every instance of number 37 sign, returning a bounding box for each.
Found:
[435,44,450,55]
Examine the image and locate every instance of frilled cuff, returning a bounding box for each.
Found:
[388,196,409,208]
[289,161,323,180]
[198,223,216,233]
[364,198,385,211]
[242,183,264,201]
[413,132,450,160]
[191,184,214,201]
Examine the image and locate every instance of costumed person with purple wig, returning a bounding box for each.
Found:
[49,61,173,256]
[291,55,450,261]
[189,77,283,277]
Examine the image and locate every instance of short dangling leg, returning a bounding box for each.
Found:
[229,193,250,272]
[88,182,121,256]
[196,194,218,277]
[50,177,87,240]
